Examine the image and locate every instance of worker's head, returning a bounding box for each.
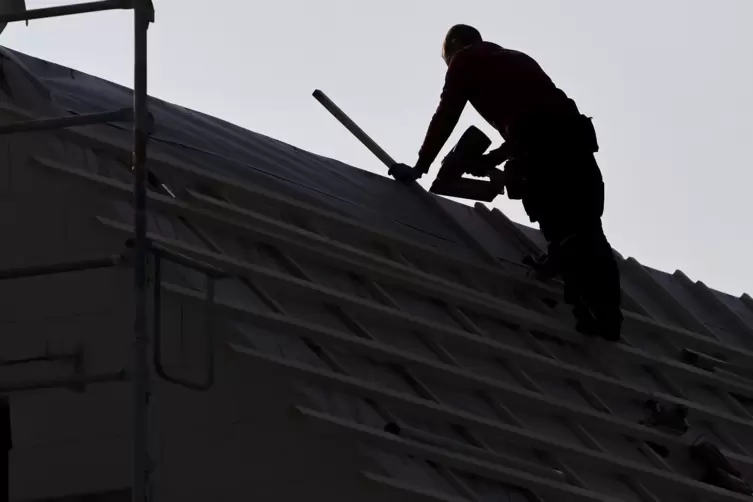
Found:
[442,24,482,66]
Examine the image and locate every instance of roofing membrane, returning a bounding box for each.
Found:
[2,46,753,502]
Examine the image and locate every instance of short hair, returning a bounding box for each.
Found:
[445,24,482,49]
[442,24,482,63]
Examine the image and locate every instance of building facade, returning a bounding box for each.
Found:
[2,47,753,502]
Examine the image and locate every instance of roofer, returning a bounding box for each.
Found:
[390,24,623,341]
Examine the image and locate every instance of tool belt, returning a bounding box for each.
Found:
[503,113,599,201]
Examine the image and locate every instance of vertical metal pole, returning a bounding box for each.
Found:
[0,396,10,502]
[132,1,151,501]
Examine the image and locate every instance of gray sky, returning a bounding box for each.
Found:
[3,0,751,296]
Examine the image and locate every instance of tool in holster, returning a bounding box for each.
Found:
[506,113,600,202]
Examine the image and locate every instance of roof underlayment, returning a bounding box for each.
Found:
[2,46,753,502]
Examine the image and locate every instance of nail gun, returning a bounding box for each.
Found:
[430,126,505,202]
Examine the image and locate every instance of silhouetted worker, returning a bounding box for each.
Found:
[390,24,622,341]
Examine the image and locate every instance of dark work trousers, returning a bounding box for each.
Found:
[522,150,623,340]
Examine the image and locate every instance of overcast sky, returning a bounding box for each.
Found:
[3,0,751,296]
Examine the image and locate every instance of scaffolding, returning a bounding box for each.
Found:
[0,2,152,501]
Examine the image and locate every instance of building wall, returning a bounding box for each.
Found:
[1,121,130,500]
[1,118,424,502]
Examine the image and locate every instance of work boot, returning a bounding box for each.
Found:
[573,302,599,336]
[595,310,622,342]
[576,320,602,338]
[573,301,622,342]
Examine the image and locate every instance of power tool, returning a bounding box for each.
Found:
[430,126,504,202]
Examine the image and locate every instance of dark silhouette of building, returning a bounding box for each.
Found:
[2,47,753,502]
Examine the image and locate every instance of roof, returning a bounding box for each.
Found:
[2,46,753,502]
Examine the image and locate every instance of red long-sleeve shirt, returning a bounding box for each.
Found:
[416,41,576,174]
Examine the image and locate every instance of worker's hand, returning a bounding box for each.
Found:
[484,146,510,168]
[481,154,502,174]
[465,154,500,177]
[389,163,423,183]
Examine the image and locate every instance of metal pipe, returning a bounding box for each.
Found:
[0,108,132,135]
[204,274,216,384]
[0,351,78,367]
[131,1,152,500]
[312,89,396,168]
[0,254,123,281]
[384,422,566,482]
[0,0,132,23]
[0,396,9,502]
[0,370,127,393]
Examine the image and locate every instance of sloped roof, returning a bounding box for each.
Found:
[2,46,753,502]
